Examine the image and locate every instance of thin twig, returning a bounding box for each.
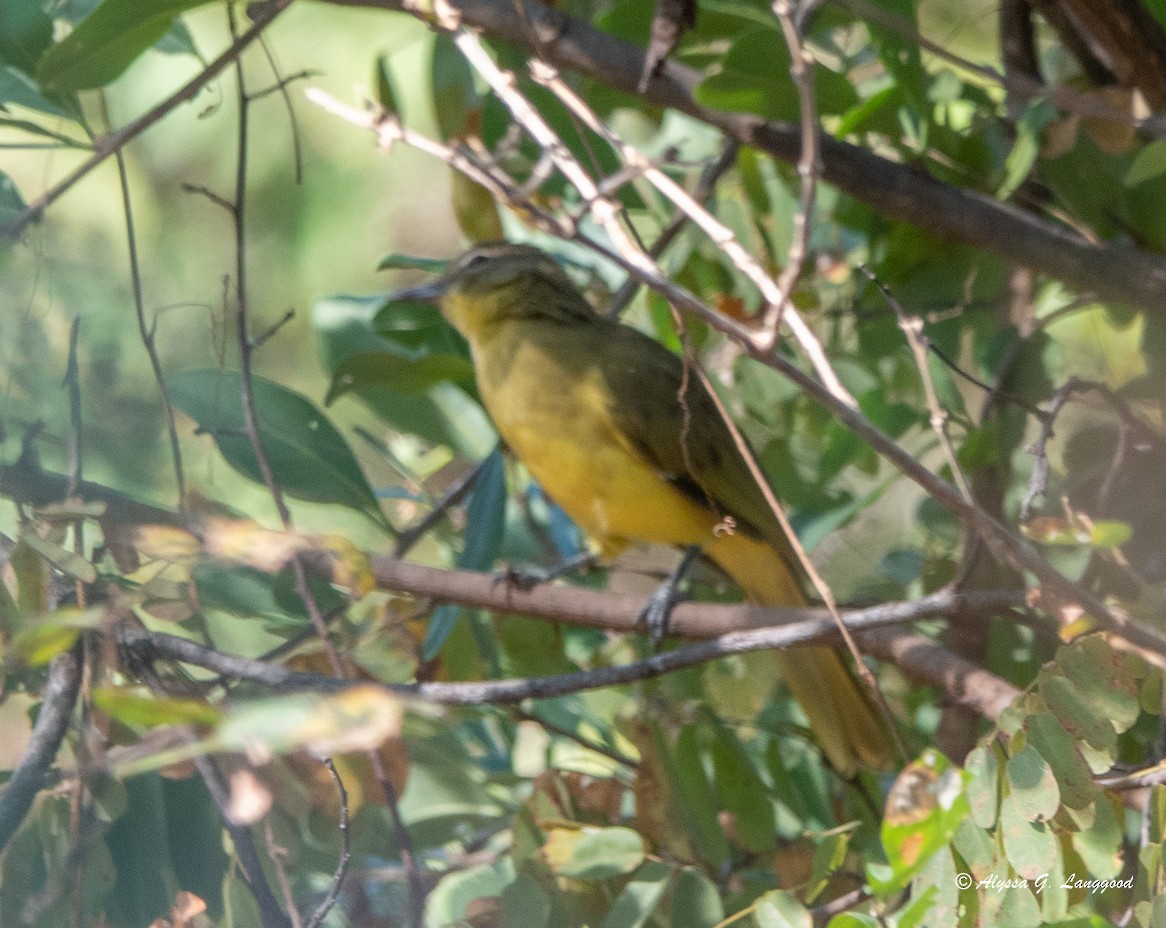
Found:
[688,355,908,764]
[115,145,187,511]
[607,140,739,317]
[264,820,303,928]
[0,644,83,852]
[759,0,821,344]
[861,265,974,505]
[193,751,293,928]
[252,308,296,348]
[531,60,849,402]
[63,317,87,609]
[252,43,309,183]
[118,588,1024,719]
[229,19,423,922]
[303,759,351,928]
[511,708,638,768]
[1019,377,1159,522]
[0,0,293,240]
[393,453,490,558]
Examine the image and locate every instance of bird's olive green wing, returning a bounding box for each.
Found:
[593,320,805,577]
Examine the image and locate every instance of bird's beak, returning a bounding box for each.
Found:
[383,277,451,304]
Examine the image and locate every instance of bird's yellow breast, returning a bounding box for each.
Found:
[472,327,720,555]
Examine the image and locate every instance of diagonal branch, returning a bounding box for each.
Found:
[117,590,1022,718]
[327,0,1166,312]
[0,644,83,852]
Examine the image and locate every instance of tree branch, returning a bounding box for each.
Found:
[116,588,1023,717]
[0,644,83,852]
[326,0,1166,311]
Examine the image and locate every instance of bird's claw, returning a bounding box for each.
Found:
[636,583,690,645]
[492,564,550,590]
[492,551,598,590]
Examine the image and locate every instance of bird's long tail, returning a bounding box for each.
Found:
[706,530,896,777]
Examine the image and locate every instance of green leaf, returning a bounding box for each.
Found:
[312,294,495,458]
[324,350,476,404]
[0,63,72,117]
[806,828,853,903]
[19,529,97,582]
[152,17,200,57]
[1126,140,1166,187]
[217,685,402,758]
[93,687,221,728]
[964,744,999,829]
[36,0,212,93]
[1006,743,1060,822]
[9,609,101,665]
[555,826,646,880]
[998,100,1056,199]
[601,860,670,928]
[1056,636,1141,734]
[1039,673,1118,758]
[876,750,969,897]
[709,720,777,854]
[377,253,449,273]
[694,29,857,121]
[890,884,937,928]
[672,725,731,868]
[670,867,723,928]
[501,873,550,928]
[1088,520,1132,549]
[0,0,53,74]
[1071,796,1123,880]
[0,169,26,224]
[1025,712,1095,810]
[423,445,506,659]
[754,890,811,928]
[827,915,879,928]
[431,33,478,141]
[168,369,390,530]
[373,53,401,116]
[1000,794,1058,880]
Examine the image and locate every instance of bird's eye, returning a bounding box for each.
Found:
[463,253,489,272]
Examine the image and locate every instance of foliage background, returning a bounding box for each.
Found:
[2,0,1166,926]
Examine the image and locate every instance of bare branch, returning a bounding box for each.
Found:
[0,644,83,852]
[116,589,1023,717]
[607,141,739,317]
[532,62,848,402]
[861,266,974,505]
[758,0,821,345]
[322,0,1166,312]
[303,759,351,928]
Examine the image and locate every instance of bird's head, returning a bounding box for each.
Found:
[386,242,596,341]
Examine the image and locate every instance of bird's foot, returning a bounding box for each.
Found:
[636,545,702,645]
[493,551,597,590]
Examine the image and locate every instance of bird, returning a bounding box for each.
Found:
[392,241,895,776]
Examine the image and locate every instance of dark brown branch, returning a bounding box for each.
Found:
[324,0,1166,312]
[116,588,1023,717]
[192,750,293,928]
[1052,0,1166,108]
[0,644,83,852]
[1001,0,1041,91]
[303,759,351,928]
[1028,0,1118,88]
